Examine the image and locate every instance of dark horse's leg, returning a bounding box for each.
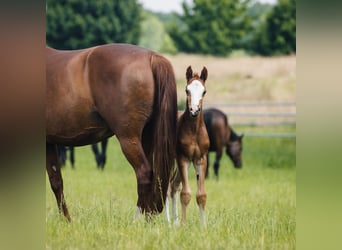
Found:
[214,149,223,180]
[91,143,101,168]
[57,145,67,167]
[46,143,71,222]
[100,139,108,169]
[205,153,210,178]
[69,146,75,169]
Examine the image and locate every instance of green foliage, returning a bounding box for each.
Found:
[167,0,253,56]
[251,0,296,55]
[138,11,177,54]
[177,98,186,110]
[46,0,142,49]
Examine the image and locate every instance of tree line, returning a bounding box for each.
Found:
[46,0,295,56]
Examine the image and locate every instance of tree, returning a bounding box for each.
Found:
[138,11,177,54]
[251,0,296,55]
[168,0,252,56]
[46,0,142,49]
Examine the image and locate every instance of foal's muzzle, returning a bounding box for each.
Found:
[190,107,201,117]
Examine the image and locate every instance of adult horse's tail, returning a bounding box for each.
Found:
[147,54,177,213]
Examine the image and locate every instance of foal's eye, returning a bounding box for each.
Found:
[203,90,207,96]
[186,89,190,96]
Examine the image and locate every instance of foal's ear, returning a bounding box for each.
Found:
[200,67,208,82]
[186,66,193,82]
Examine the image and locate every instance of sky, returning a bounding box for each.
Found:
[138,0,277,14]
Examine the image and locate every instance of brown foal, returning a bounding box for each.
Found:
[166,66,209,227]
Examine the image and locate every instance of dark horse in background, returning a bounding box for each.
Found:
[46,44,178,221]
[57,145,75,168]
[57,138,108,169]
[204,108,244,179]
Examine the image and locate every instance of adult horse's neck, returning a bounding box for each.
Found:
[229,126,239,140]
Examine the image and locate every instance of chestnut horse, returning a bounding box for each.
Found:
[204,108,244,179]
[166,66,209,227]
[46,44,178,221]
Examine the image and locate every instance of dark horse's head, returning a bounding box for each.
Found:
[226,133,244,168]
[185,66,208,117]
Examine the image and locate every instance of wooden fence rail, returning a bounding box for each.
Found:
[203,101,296,138]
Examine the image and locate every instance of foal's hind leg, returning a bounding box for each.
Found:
[46,143,71,222]
[168,169,181,225]
[195,155,207,227]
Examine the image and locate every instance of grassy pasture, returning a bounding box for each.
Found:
[46,131,295,250]
[46,54,296,249]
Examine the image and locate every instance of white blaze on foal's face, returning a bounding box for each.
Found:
[186,79,206,116]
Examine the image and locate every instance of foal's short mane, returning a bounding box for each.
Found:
[187,74,200,83]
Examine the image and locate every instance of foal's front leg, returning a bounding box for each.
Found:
[178,157,191,225]
[195,155,207,227]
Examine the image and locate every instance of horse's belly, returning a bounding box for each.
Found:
[46,111,113,146]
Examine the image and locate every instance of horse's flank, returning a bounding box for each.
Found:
[46,44,157,146]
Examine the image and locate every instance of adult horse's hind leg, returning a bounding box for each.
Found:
[117,136,154,217]
[46,143,71,222]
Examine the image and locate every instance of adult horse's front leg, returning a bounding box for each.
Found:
[118,137,154,217]
[195,156,207,227]
[46,143,71,222]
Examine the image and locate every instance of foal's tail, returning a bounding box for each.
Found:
[148,54,177,213]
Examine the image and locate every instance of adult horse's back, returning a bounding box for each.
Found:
[46,44,178,221]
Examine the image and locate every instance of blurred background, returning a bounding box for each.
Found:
[46,0,296,137]
[46,0,295,57]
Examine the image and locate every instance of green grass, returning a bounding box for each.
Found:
[46,133,295,249]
